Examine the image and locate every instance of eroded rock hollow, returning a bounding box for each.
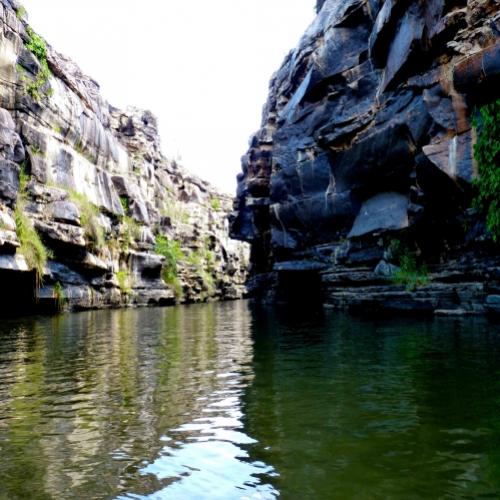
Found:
[0,0,249,314]
[231,0,500,315]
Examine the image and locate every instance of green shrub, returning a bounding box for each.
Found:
[472,99,500,241]
[68,190,105,251]
[167,275,183,299]
[205,249,215,266]
[201,270,215,295]
[16,5,27,19]
[24,26,51,101]
[187,248,203,267]
[388,239,428,290]
[116,269,132,295]
[392,250,428,291]
[15,207,50,284]
[187,247,216,296]
[53,281,66,312]
[18,162,29,192]
[155,236,184,296]
[120,196,129,214]
[210,197,221,211]
[121,215,142,252]
[15,165,50,284]
[26,27,47,60]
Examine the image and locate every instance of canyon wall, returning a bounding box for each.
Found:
[231,0,500,315]
[0,0,248,314]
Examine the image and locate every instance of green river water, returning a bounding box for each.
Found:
[1,301,500,499]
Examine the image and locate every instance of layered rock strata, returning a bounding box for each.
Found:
[231,0,500,315]
[0,0,248,314]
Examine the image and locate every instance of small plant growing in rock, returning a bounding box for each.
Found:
[119,196,130,214]
[121,215,142,252]
[389,239,428,291]
[187,248,202,268]
[24,26,52,101]
[393,253,429,291]
[472,99,500,241]
[26,27,46,60]
[162,200,190,224]
[53,281,66,312]
[68,190,105,251]
[116,269,133,296]
[16,5,27,20]
[15,164,51,285]
[155,235,184,297]
[74,140,84,154]
[15,209,50,285]
[187,246,217,297]
[201,270,215,295]
[210,197,221,211]
[29,144,43,156]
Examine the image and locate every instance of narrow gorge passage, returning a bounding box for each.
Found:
[1,1,500,498]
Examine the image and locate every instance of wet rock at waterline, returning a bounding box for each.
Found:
[231,0,500,315]
[0,1,249,313]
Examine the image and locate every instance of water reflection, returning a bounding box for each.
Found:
[0,301,275,499]
[244,309,500,499]
[2,304,500,499]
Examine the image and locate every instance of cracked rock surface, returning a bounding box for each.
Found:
[0,0,249,313]
[231,0,500,315]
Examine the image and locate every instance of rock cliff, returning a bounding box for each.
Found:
[231,0,500,315]
[0,0,248,314]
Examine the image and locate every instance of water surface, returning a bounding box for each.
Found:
[1,302,500,499]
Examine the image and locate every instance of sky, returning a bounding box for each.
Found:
[21,1,315,194]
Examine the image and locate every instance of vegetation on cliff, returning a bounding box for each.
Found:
[155,236,184,296]
[68,190,105,251]
[14,166,50,283]
[25,27,52,101]
[473,99,500,242]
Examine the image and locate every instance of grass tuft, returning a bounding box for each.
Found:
[210,197,221,211]
[389,240,428,291]
[53,281,66,312]
[116,269,133,296]
[14,164,50,284]
[155,235,184,297]
[68,190,105,251]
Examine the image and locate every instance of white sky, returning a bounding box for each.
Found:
[21,1,315,193]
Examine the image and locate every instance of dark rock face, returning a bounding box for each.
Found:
[0,1,249,313]
[231,0,500,315]
[347,192,409,238]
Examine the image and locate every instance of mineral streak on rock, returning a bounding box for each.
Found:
[231,0,500,315]
[0,0,249,313]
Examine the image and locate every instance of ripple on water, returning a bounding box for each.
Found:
[1,305,500,499]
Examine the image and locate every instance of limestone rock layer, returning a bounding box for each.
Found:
[231,0,500,315]
[0,0,248,313]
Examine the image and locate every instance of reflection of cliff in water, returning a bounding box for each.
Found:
[0,302,275,498]
[242,310,500,498]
